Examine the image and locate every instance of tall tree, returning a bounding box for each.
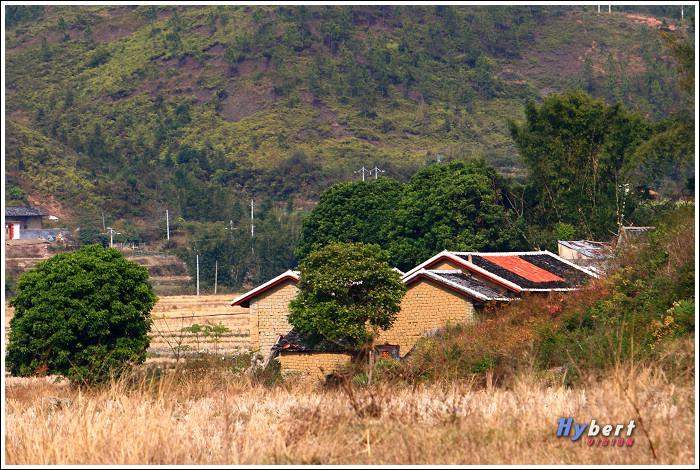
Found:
[296,178,403,260]
[386,160,523,270]
[6,245,156,384]
[288,242,406,351]
[510,91,650,238]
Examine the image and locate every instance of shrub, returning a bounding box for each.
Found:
[6,245,156,384]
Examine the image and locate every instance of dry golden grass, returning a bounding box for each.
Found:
[4,363,694,465]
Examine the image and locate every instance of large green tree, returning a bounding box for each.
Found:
[6,245,156,384]
[288,242,406,350]
[386,160,524,270]
[631,32,694,198]
[295,177,403,260]
[509,91,651,239]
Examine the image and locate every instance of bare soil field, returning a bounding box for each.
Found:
[4,365,693,465]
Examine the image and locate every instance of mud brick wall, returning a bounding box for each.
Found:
[376,278,475,356]
[278,352,352,376]
[249,281,298,354]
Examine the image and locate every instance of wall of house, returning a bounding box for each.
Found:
[6,216,43,230]
[249,281,298,354]
[558,244,587,260]
[376,278,476,356]
[278,352,352,376]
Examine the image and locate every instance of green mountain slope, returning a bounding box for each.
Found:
[5,5,693,228]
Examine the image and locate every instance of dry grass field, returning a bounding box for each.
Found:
[4,363,694,465]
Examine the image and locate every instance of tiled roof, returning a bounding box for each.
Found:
[5,206,47,217]
[424,270,515,301]
[403,268,514,301]
[617,226,655,247]
[458,252,594,290]
[481,255,564,283]
[558,240,613,260]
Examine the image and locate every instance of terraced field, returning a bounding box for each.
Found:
[149,294,252,356]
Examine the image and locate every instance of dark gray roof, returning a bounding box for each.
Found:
[427,270,515,301]
[5,206,47,217]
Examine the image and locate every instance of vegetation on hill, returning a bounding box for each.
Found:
[4,4,694,290]
[5,5,693,220]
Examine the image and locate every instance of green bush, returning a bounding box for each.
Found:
[6,245,156,384]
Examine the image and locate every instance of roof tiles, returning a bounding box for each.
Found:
[481,255,564,283]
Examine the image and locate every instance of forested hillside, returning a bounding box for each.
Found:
[5,4,694,288]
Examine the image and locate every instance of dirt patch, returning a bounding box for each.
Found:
[220,80,276,123]
[313,100,352,138]
[93,24,136,43]
[625,13,676,31]
[134,53,215,104]
[27,193,69,220]
[234,57,271,76]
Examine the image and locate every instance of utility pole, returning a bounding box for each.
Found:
[101,211,106,231]
[681,6,684,21]
[165,209,170,241]
[196,253,200,296]
[250,199,255,238]
[214,260,218,295]
[354,166,369,182]
[608,4,611,14]
[107,227,115,248]
[369,166,385,180]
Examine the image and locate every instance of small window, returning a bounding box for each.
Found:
[375,344,400,360]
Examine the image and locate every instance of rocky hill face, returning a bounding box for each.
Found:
[5,5,692,230]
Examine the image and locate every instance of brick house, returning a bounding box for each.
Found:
[232,250,596,376]
[231,270,300,354]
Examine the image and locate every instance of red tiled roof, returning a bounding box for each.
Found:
[481,255,564,283]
